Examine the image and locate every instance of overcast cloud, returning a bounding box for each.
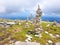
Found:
[0,0,60,15]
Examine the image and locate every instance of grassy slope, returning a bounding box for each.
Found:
[0,21,60,45]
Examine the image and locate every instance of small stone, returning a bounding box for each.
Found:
[45,31,49,34]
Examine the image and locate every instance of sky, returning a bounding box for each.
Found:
[0,0,60,17]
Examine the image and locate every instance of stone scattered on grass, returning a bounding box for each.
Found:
[49,34,55,38]
[14,41,40,45]
[45,31,49,34]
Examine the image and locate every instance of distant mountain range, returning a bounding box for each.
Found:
[0,14,60,22]
[42,15,60,23]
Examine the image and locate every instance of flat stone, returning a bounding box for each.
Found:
[45,31,49,34]
[49,34,55,38]
[14,41,40,45]
[48,40,53,43]
[55,42,60,45]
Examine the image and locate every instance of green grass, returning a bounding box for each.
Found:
[0,21,60,45]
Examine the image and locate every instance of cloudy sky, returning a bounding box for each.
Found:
[0,0,60,17]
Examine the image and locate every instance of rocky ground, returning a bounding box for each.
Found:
[0,20,60,45]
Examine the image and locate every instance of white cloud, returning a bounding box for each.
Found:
[40,0,60,14]
[0,0,60,15]
[0,6,6,13]
[0,0,42,13]
[0,0,6,13]
[0,0,31,13]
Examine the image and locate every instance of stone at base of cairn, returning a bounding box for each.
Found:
[25,23,29,28]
